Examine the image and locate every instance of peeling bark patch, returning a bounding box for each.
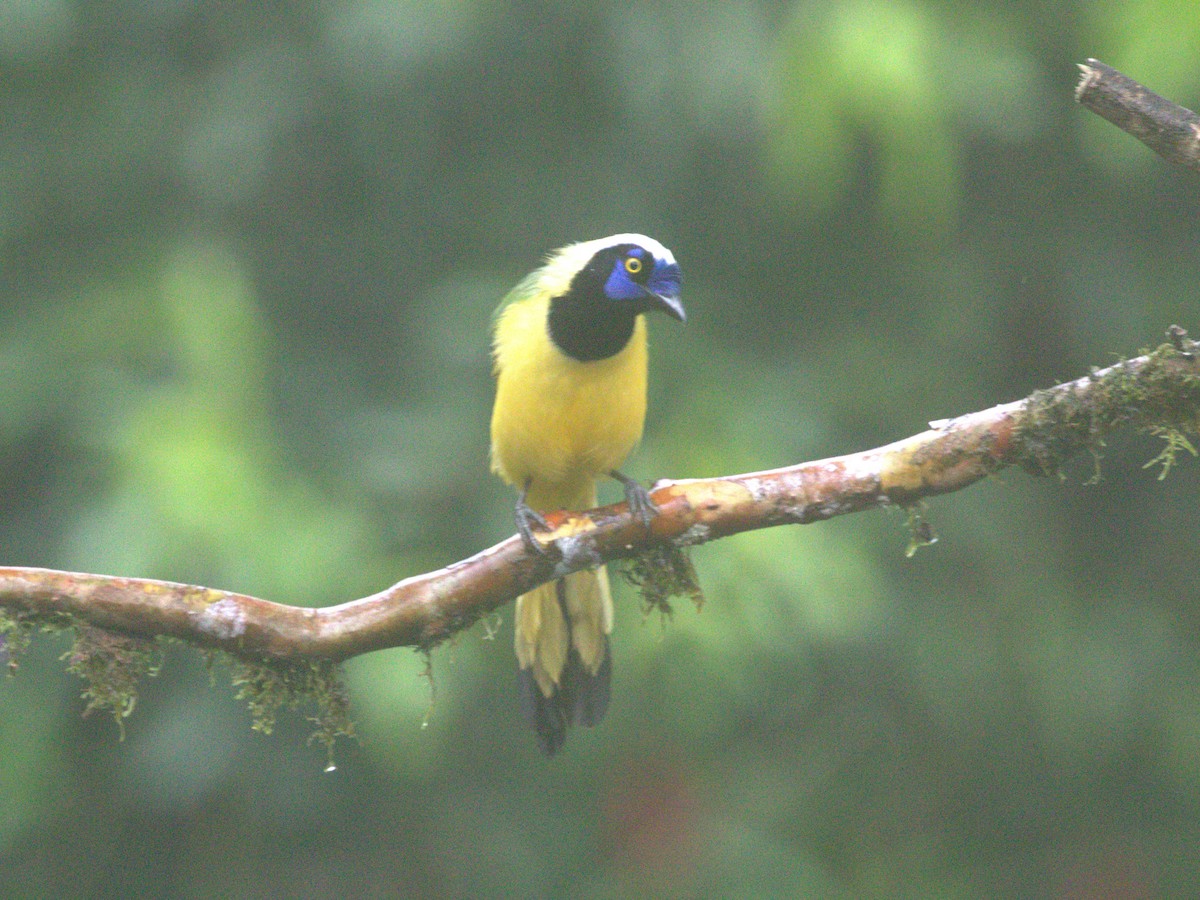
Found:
[195,599,247,640]
[552,535,604,579]
[676,524,711,546]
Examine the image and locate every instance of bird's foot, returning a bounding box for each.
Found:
[610,470,658,528]
[516,479,552,555]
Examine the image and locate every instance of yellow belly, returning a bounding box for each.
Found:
[490,294,648,509]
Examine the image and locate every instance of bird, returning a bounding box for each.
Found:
[489,234,684,754]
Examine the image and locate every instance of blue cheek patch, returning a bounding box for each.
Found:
[604,261,644,301]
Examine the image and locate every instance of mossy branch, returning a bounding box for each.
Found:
[3,332,1199,669]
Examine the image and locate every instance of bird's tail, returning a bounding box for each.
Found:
[514,485,614,755]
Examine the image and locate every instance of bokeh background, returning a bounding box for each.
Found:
[3,1,1200,896]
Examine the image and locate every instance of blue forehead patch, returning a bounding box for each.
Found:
[649,261,681,296]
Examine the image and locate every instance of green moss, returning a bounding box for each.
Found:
[1014,341,1200,479]
[63,627,163,740]
[2,608,78,676]
[8,610,356,762]
[231,657,356,770]
[5,607,355,761]
[623,543,705,622]
[1,610,32,673]
[1143,425,1198,479]
[6,613,163,737]
[904,505,939,558]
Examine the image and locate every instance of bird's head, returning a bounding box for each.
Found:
[537,233,684,362]
[576,234,685,323]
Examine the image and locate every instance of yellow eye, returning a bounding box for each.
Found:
[624,256,643,275]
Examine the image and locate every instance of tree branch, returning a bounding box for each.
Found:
[1076,58,1200,170]
[4,333,1199,665]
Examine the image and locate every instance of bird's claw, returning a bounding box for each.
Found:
[516,480,552,555]
[610,470,658,528]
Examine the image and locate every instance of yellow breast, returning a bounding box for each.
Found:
[490,293,648,507]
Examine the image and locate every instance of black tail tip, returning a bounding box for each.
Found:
[517,644,612,756]
[517,667,568,755]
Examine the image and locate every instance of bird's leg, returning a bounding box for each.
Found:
[609,470,657,528]
[515,477,552,555]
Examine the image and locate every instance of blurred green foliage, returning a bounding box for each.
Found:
[3,1,1200,896]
